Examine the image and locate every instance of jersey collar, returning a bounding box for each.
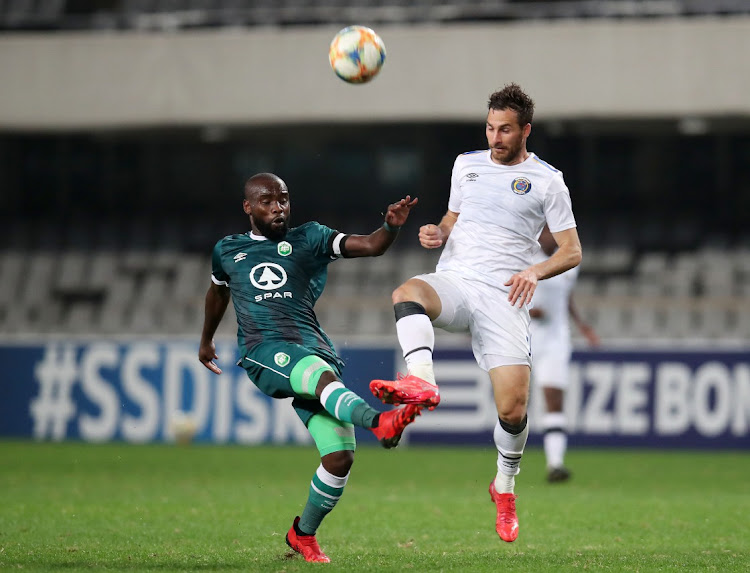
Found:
[486,149,535,166]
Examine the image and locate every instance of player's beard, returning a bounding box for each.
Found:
[492,137,525,165]
[256,217,289,241]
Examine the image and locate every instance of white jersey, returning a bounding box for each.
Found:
[529,254,579,387]
[530,256,579,350]
[437,149,576,290]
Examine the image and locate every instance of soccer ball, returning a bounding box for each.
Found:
[170,412,197,445]
[328,25,386,84]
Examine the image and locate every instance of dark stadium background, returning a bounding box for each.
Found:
[0,1,748,450]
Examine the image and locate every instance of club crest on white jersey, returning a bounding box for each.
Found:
[511,177,532,195]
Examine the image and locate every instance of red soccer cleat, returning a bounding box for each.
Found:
[489,480,519,542]
[285,516,331,563]
[370,404,422,448]
[370,373,440,410]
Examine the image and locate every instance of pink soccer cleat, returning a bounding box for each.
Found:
[285,516,331,563]
[370,373,440,410]
[370,404,422,448]
[489,480,519,542]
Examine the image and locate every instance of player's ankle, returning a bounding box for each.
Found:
[407,363,436,385]
[495,473,515,494]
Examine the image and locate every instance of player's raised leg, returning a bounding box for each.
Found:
[488,364,530,542]
[291,355,422,448]
[370,279,441,409]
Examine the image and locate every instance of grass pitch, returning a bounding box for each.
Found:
[1,441,748,572]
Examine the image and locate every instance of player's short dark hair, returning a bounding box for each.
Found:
[488,83,535,126]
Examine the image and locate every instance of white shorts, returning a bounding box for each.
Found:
[529,324,572,389]
[414,270,531,371]
[530,343,572,389]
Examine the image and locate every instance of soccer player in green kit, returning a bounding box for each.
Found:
[198,172,421,563]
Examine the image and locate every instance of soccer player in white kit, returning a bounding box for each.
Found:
[531,226,600,484]
[370,83,582,542]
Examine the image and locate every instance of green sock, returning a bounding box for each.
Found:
[299,465,349,535]
[320,382,378,428]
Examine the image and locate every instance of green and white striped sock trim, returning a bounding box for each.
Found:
[312,464,348,501]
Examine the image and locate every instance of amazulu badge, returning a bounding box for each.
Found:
[274,352,291,367]
[278,241,292,256]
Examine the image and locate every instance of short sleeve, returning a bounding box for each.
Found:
[305,222,345,259]
[211,239,230,285]
[544,174,577,233]
[446,156,463,213]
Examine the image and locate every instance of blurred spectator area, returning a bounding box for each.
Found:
[1,236,750,343]
[1,3,748,344]
[1,119,750,343]
[1,1,748,32]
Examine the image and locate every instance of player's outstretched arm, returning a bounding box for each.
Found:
[342,195,418,257]
[199,282,231,374]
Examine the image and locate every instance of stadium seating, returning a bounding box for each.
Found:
[1,0,746,31]
[1,241,749,343]
[0,0,747,344]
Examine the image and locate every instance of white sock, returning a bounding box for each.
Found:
[396,314,435,384]
[544,432,567,469]
[494,473,515,494]
[316,464,350,487]
[493,418,529,494]
[542,412,567,469]
[408,363,436,386]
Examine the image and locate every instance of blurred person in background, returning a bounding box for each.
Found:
[198,172,421,563]
[370,84,582,542]
[530,225,600,483]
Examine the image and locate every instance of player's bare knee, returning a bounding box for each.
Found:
[497,399,528,426]
[322,449,354,477]
[543,387,564,412]
[313,370,341,398]
[392,284,412,305]
[394,278,431,304]
[498,413,528,434]
[499,411,526,427]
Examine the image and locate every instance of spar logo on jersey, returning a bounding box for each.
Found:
[511,177,532,195]
[250,262,293,302]
[250,262,287,290]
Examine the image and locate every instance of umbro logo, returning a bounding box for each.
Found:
[234,253,247,263]
[466,173,479,181]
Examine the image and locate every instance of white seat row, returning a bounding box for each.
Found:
[0,249,748,341]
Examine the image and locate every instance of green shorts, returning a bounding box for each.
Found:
[239,341,343,426]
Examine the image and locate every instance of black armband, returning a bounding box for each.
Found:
[339,235,350,257]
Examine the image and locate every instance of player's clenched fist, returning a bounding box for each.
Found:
[419,224,444,249]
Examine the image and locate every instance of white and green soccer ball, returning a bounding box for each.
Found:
[328,25,386,84]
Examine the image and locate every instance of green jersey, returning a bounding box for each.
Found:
[211,222,346,370]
